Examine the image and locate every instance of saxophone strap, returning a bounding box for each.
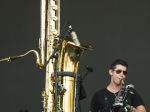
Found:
[57,72,78,77]
[104,90,112,112]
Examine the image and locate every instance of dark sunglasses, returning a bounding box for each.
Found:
[113,69,128,75]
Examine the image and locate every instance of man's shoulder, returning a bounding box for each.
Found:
[94,88,107,95]
[91,88,107,101]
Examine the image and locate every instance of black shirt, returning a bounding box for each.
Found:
[90,88,145,112]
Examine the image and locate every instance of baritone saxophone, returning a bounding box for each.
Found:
[0,0,93,112]
[40,0,92,111]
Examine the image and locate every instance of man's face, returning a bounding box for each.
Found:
[109,64,127,85]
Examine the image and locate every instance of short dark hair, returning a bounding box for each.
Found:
[110,59,128,70]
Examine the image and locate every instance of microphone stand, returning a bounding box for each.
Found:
[82,71,89,80]
[44,28,72,112]
[44,27,72,67]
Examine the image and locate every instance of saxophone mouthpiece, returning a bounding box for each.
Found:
[121,79,125,85]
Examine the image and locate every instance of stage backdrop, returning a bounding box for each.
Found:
[0,0,149,112]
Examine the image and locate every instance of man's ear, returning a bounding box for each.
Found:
[109,69,113,76]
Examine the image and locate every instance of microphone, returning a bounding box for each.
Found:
[85,66,94,72]
[82,66,94,80]
[67,21,80,46]
[70,30,80,46]
[67,21,72,30]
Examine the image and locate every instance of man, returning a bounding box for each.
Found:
[89,59,146,112]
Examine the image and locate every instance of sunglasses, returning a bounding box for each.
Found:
[113,69,128,75]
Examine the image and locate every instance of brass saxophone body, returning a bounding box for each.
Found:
[112,83,134,112]
[57,41,92,111]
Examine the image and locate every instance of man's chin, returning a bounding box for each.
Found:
[115,82,122,86]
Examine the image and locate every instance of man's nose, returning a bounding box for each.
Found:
[120,72,124,77]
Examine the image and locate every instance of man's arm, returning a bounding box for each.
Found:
[130,105,146,112]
